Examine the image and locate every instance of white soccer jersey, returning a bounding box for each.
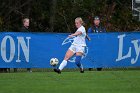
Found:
[72,26,86,46]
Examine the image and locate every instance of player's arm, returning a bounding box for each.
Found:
[86,30,91,41]
[68,31,82,38]
[86,34,91,41]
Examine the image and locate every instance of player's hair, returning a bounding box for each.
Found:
[75,17,85,25]
[22,18,29,23]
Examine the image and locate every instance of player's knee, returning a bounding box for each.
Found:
[76,52,83,56]
[64,55,70,61]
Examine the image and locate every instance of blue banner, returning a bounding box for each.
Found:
[0,32,140,68]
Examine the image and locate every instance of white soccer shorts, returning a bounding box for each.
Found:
[69,44,85,53]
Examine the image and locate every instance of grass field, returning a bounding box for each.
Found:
[0,70,140,93]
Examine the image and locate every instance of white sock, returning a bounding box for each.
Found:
[59,60,67,71]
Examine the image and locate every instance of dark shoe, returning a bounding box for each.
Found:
[80,68,84,73]
[97,68,102,71]
[80,70,84,73]
[54,69,61,74]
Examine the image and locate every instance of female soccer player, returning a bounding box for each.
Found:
[54,17,87,74]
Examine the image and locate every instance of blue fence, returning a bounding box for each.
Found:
[0,32,140,68]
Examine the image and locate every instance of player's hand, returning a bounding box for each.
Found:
[86,35,91,41]
[88,37,91,41]
[68,35,73,38]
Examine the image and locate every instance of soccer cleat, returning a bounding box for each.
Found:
[54,69,61,74]
[80,70,84,73]
[80,68,84,73]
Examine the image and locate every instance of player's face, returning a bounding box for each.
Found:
[94,19,100,26]
[24,20,30,27]
[75,20,81,28]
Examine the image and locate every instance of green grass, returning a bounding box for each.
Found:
[0,70,140,93]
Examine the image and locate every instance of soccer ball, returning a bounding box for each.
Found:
[50,58,59,66]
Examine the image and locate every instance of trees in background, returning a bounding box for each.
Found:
[0,0,139,32]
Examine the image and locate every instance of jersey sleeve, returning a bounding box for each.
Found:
[77,26,85,34]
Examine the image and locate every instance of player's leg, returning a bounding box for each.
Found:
[75,46,85,73]
[54,45,75,74]
[58,49,74,71]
